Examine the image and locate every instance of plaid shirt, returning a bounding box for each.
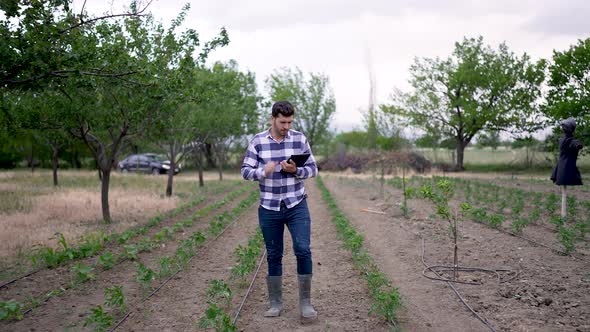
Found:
[241,128,318,211]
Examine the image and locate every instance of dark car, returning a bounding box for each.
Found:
[118,153,181,175]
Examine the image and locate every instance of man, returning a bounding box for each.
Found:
[241,101,318,320]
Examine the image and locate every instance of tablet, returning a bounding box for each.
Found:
[288,153,311,167]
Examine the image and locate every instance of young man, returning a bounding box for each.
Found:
[241,101,318,319]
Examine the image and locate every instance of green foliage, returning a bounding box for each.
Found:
[199,280,236,331]
[83,305,113,332]
[557,225,577,254]
[266,67,336,147]
[544,38,590,144]
[198,303,236,332]
[104,285,126,312]
[383,36,545,169]
[72,262,95,283]
[97,252,115,270]
[135,262,156,288]
[0,300,24,321]
[123,244,139,260]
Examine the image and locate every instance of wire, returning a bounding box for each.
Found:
[232,249,266,325]
[109,204,250,331]
[421,238,499,332]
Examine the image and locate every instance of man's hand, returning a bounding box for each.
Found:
[265,161,278,177]
[280,159,297,174]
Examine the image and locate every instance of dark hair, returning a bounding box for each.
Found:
[271,101,295,118]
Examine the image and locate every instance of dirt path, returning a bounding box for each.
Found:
[234,178,390,331]
[322,175,590,332]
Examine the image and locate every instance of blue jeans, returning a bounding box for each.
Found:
[258,198,312,276]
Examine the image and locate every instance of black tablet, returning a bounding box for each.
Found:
[288,153,310,167]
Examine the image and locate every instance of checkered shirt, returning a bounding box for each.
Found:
[241,128,318,211]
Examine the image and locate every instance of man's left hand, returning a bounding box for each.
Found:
[280,160,297,174]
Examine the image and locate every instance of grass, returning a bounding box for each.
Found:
[0,170,238,263]
[416,147,590,171]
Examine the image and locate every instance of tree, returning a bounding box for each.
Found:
[382,36,545,170]
[476,131,502,150]
[543,38,590,148]
[266,67,336,147]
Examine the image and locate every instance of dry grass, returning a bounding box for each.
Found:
[0,187,179,258]
[0,169,241,261]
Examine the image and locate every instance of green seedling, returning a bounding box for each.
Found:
[83,305,113,332]
[123,244,139,260]
[72,262,95,283]
[557,225,576,254]
[0,300,24,321]
[135,262,156,289]
[198,303,236,332]
[98,252,115,270]
[104,285,126,312]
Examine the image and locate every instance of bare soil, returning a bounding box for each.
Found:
[2,174,588,332]
[321,175,589,332]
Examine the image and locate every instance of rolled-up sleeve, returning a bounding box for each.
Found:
[241,140,265,181]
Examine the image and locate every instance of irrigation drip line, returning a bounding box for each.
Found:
[109,205,249,331]
[423,265,519,285]
[0,267,42,290]
[421,238,498,332]
[232,249,266,325]
[495,228,590,263]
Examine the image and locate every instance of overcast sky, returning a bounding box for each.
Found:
[75,0,589,133]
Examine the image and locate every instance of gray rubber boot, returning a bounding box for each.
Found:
[298,274,317,319]
[264,275,283,317]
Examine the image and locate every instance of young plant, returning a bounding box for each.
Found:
[0,300,24,321]
[198,280,236,331]
[419,180,471,280]
[123,244,139,260]
[104,285,127,312]
[72,262,95,283]
[557,225,577,254]
[135,262,156,289]
[83,305,113,332]
[97,252,116,270]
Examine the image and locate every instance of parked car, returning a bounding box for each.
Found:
[118,153,181,175]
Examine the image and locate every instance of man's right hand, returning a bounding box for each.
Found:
[264,161,277,177]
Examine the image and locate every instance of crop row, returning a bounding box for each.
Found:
[74,189,261,331]
[388,175,590,253]
[1,180,242,282]
[0,185,257,323]
[316,176,402,327]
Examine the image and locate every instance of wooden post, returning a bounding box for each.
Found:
[561,185,567,218]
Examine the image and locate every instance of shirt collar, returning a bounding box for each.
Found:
[266,128,290,142]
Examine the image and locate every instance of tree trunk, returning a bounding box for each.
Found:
[217,152,223,181]
[166,144,175,197]
[101,169,112,223]
[456,143,466,171]
[51,146,59,186]
[197,149,204,187]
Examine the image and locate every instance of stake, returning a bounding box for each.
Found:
[561,185,567,219]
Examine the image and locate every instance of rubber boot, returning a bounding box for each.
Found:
[298,274,317,320]
[264,275,282,317]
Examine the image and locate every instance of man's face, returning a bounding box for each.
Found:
[271,114,293,138]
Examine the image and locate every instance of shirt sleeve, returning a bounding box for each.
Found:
[295,135,318,179]
[241,139,265,181]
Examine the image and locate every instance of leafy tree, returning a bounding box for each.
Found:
[476,131,502,150]
[266,67,336,147]
[543,38,590,148]
[382,36,545,170]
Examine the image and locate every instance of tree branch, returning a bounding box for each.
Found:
[60,0,155,33]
